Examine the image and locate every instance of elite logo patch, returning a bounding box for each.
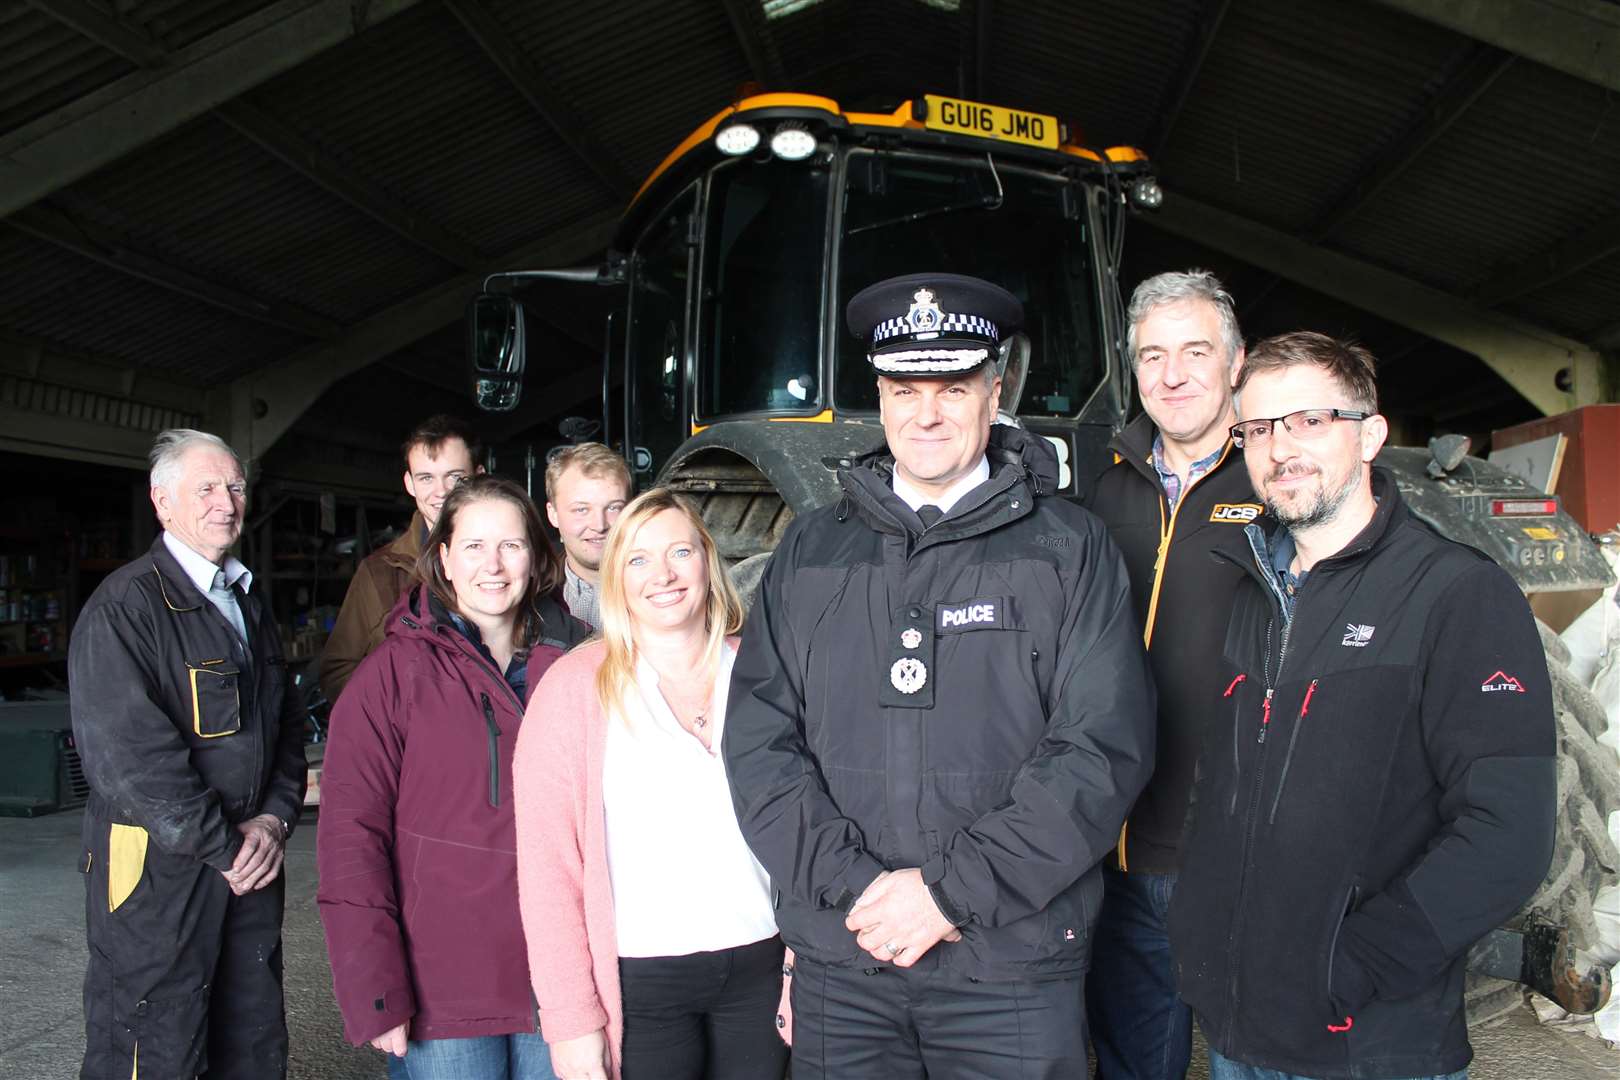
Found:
[938,599,1002,631]
[1481,671,1526,693]
[1210,503,1262,523]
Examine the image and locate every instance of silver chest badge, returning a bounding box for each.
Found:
[901,627,922,650]
[890,656,928,694]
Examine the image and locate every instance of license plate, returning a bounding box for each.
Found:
[923,95,1060,150]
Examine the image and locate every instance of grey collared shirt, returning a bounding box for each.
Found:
[563,563,602,633]
[162,531,253,645]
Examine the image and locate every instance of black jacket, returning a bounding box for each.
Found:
[69,536,308,869]
[1087,414,1259,872]
[725,425,1156,980]
[1169,471,1555,1078]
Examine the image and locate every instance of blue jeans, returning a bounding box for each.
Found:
[404,1032,556,1080]
[1086,867,1192,1080]
[1208,1047,1466,1080]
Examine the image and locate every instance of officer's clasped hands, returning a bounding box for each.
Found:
[845,868,962,967]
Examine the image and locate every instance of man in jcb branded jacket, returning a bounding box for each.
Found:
[70,429,307,1080]
[1169,333,1554,1080]
[1085,269,1257,1080]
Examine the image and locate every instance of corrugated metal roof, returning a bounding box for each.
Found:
[0,4,134,134]
[0,228,305,380]
[0,0,1614,451]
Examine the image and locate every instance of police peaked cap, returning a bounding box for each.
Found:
[846,273,1023,377]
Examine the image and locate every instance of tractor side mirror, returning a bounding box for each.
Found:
[997,331,1031,418]
[467,293,526,412]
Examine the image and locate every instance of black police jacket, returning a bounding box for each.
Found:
[1169,470,1555,1078]
[1086,414,1258,873]
[69,536,308,870]
[724,424,1156,980]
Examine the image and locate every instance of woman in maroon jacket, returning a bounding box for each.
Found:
[318,476,588,1080]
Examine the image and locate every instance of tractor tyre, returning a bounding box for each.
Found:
[1465,621,1620,1027]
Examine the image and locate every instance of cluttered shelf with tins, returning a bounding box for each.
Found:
[243,490,413,664]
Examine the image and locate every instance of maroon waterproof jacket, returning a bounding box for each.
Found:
[317,583,588,1044]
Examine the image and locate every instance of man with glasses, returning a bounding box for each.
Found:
[1086,269,1257,1080]
[320,415,483,704]
[1168,332,1555,1080]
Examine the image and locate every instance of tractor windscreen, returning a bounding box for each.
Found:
[835,150,1103,417]
[699,160,832,418]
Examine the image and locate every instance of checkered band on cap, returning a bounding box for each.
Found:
[872,312,1000,347]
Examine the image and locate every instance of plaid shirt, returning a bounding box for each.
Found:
[1152,433,1225,513]
[562,563,601,633]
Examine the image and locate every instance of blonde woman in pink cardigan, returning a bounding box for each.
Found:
[513,489,790,1080]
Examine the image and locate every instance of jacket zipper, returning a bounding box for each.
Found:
[1223,673,1247,815]
[1268,680,1317,823]
[480,693,501,808]
[1140,440,1233,650]
[1224,533,1294,1050]
[1121,440,1234,869]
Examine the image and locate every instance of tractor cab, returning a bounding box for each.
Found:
[470,92,1159,521]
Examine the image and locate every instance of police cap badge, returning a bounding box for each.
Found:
[846,273,1023,377]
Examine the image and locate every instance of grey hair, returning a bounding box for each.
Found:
[1125,269,1243,366]
[149,429,241,492]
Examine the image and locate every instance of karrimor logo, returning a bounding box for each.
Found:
[1481,671,1526,693]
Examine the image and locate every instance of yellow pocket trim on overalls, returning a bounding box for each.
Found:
[108,823,148,913]
[188,663,241,738]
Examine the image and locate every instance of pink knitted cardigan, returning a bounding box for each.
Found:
[513,639,627,1077]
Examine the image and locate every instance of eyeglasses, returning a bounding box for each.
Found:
[1230,409,1370,448]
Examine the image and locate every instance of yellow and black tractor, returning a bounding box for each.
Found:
[468,89,1617,1021]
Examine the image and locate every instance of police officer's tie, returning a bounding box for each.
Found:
[917,504,943,529]
[210,570,249,646]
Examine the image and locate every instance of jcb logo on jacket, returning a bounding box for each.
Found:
[1209,502,1263,523]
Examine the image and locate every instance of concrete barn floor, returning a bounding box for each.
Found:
[3,809,1618,1079]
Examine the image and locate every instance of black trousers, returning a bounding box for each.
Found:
[618,935,789,1080]
[80,814,288,1080]
[790,957,1087,1080]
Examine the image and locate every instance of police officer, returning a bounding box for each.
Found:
[724,273,1156,1079]
[70,429,307,1080]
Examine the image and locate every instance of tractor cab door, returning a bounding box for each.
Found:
[624,185,698,484]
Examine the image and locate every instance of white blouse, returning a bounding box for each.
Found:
[602,643,778,958]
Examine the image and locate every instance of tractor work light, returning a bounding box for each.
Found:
[1129,177,1164,210]
[715,122,761,156]
[769,122,817,161]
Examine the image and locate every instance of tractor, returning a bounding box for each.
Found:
[468,90,1618,1019]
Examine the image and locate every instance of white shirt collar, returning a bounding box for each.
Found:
[891,455,991,515]
[163,531,253,594]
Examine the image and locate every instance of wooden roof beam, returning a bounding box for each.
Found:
[216,100,486,270]
[1146,0,1232,157]
[226,211,620,462]
[22,0,166,67]
[444,0,634,199]
[0,0,426,218]
[720,0,788,88]
[1147,194,1604,416]
[1307,43,1514,240]
[8,204,343,339]
[1471,209,1620,307]
[26,0,481,270]
[1371,0,1620,94]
